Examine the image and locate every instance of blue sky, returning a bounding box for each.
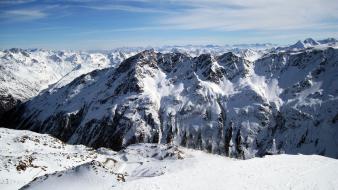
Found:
[0,0,337,50]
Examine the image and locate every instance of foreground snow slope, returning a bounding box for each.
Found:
[0,127,106,190]
[116,154,338,190]
[1,128,337,190]
[0,128,184,190]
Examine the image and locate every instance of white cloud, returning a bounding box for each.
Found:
[158,0,338,31]
[79,4,171,13]
[0,0,36,5]
[1,9,47,21]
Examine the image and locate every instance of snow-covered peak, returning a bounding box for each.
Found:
[303,38,320,46]
[277,37,338,51]
[318,37,338,45]
[288,40,313,50]
[0,49,140,116]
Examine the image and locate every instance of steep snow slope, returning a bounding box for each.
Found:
[0,49,137,116]
[0,49,108,100]
[6,44,338,159]
[1,128,337,190]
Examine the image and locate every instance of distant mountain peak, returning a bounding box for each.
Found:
[277,37,338,51]
[303,38,319,45]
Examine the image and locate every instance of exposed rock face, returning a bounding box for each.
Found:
[0,94,21,117]
[4,47,338,159]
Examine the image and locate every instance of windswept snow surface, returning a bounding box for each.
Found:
[0,128,184,190]
[0,128,338,190]
[116,154,338,190]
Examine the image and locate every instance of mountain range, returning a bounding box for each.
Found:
[1,38,337,159]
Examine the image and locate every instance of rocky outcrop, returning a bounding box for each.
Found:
[0,94,21,122]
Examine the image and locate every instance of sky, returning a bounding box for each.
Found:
[0,0,337,50]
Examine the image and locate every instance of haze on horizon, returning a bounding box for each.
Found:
[0,0,337,50]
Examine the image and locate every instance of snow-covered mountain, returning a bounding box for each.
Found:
[0,45,270,117]
[0,48,137,116]
[276,37,338,51]
[4,41,338,159]
[153,44,272,60]
[1,128,337,190]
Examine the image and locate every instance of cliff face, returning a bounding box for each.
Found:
[4,47,338,159]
